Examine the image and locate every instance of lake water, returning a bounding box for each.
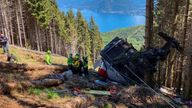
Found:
[58,6,145,32]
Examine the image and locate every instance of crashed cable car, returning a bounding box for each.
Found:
[99,32,182,85]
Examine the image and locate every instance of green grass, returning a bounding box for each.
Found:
[28,87,43,96]
[101,25,145,50]
[28,87,60,99]
[0,46,67,65]
[44,88,60,99]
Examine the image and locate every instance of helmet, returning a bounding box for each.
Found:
[75,54,80,60]
[47,50,51,54]
[69,53,73,57]
[83,56,88,61]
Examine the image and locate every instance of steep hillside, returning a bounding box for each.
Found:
[101,25,145,50]
[0,0,102,62]
[0,46,67,65]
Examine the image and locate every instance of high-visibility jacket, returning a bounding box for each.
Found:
[73,60,81,68]
[45,53,52,65]
[83,61,88,69]
[68,57,73,65]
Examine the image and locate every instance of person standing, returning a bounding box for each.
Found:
[67,53,73,69]
[45,50,52,65]
[0,32,9,54]
[82,56,89,76]
[72,54,83,76]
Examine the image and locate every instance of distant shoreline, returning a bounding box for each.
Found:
[56,0,146,32]
[60,8,145,32]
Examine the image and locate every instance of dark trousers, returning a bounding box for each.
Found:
[71,67,83,76]
[83,68,88,76]
[68,65,73,70]
[2,42,9,54]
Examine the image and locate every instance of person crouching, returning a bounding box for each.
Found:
[72,54,83,76]
[7,53,18,63]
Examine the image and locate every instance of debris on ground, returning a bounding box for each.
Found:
[0,62,173,108]
[0,48,186,108]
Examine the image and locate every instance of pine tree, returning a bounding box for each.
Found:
[0,0,102,64]
[89,16,103,63]
[75,10,91,58]
[76,10,85,55]
[66,9,78,55]
[83,20,91,57]
[26,0,52,28]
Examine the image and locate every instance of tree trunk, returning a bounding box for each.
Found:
[16,2,22,47]
[35,21,40,51]
[18,0,26,47]
[145,0,153,47]
[176,0,189,94]
[182,0,191,99]
[144,0,154,87]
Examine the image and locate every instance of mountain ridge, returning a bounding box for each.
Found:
[101,25,145,50]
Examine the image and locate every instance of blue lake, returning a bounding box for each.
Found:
[57,2,145,32]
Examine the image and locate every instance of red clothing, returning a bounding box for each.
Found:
[98,68,108,79]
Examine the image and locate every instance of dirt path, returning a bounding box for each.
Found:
[0,95,24,108]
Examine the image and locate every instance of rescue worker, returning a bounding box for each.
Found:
[7,53,18,63]
[67,53,73,69]
[0,32,9,54]
[82,56,88,76]
[72,54,83,76]
[45,50,52,65]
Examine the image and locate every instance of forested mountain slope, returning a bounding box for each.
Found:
[101,25,145,50]
[0,0,103,63]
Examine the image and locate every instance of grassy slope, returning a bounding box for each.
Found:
[0,45,67,65]
[101,25,145,50]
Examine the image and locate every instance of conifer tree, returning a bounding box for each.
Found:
[0,0,103,65]
[75,10,91,57]
[76,10,85,55]
[66,9,78,54]
[89,16,103,63]
[26,0,52,28]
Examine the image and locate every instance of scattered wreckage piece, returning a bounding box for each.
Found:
[31,79,64,87]
[29,70,73,88]
[73,86,119,96]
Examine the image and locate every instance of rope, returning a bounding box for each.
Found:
[123,65,177,108]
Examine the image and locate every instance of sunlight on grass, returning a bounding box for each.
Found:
[0,46,67,65]
[28,87,42,96]
[28,87,61,99]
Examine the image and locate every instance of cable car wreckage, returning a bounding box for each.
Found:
[31,33,180,88]
[28,32,185,107]
[99,32,183,85]
[43,32,182,88]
